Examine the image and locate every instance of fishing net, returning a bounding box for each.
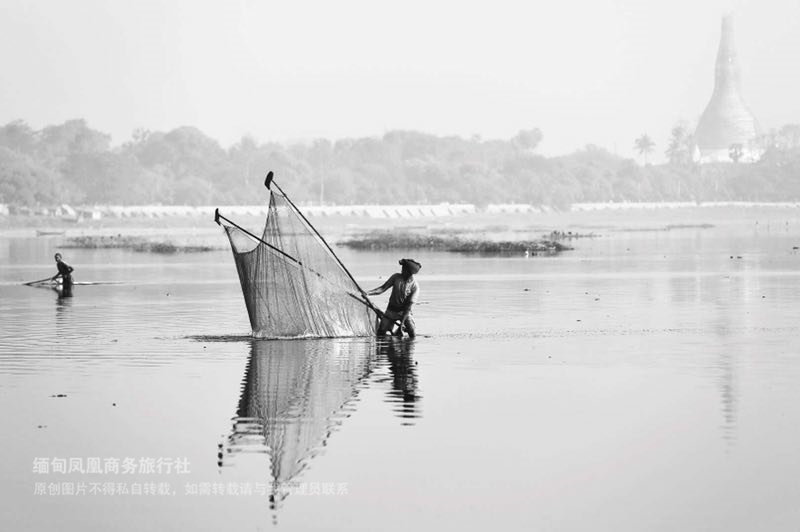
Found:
[220,190,376,338]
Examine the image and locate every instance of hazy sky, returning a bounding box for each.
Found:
[2,0,799,160]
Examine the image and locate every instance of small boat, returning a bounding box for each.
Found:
[36,230,66,237]
[25,278,123,287]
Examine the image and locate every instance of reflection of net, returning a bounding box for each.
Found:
[222,192,376,338]
[229,339,373,507]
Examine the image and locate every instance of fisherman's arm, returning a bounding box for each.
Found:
[367,275,396,296]
[52,263,73,280]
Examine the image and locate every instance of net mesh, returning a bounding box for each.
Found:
[222,191,376,338]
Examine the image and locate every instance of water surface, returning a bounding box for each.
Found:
[1,215,800,531]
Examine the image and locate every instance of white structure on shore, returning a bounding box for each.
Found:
[87,203,479,219]
[694,15,762,163]
[571,201,800,211]
[11,201,800,221]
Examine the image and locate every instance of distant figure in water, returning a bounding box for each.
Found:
[367,258,421,338]
[52,253,74,296]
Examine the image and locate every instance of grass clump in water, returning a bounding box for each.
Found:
[339,230,573,254]
[64,235,215,253]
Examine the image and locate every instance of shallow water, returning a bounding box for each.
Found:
[1,216,800,531]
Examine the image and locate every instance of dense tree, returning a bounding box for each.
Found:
[2,119,800,209]
[38,119,110,168]
[0,147,65,205]
[0,120,38,154]
[665,122,696,167]
[511,128,543,152]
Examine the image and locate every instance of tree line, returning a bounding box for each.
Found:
[1,119,800,209]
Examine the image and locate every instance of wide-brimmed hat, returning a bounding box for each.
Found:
[399,258,421,274]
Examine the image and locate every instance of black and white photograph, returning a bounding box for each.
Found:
[1,0,799,530]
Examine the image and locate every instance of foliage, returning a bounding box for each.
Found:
[340,230,571,253]
[633,134,655,165]
[665,122,696,167]
[2,120,800,208]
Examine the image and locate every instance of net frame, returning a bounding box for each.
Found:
[218,184,378,339]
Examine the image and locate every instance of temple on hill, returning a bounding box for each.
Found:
[694,15,761,163]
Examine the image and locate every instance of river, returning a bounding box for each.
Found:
[1,209,799,531]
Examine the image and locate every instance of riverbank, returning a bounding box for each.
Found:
[2,203,797,244]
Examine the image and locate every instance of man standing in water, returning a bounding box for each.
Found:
[367,258,421,338]
[52,253,74,295]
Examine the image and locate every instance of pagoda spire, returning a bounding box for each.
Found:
[694,15,761,163]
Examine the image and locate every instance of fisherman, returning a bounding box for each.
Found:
[52,253,74,294]
[367,258,421,338]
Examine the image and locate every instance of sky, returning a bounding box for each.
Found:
[1,0,799,160]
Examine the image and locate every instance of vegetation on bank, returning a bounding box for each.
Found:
[2,119,800,209]
[63,235,216,253]
[61,230,574,255]
[339,230,573,254]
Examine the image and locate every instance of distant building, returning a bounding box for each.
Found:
[694,15,761,163]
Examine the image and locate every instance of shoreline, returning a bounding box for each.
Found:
[1,202,797,243]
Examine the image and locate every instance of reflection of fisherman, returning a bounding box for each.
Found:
[52,253,74,294]
[367,258,421,337]
[381,337,421,412]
